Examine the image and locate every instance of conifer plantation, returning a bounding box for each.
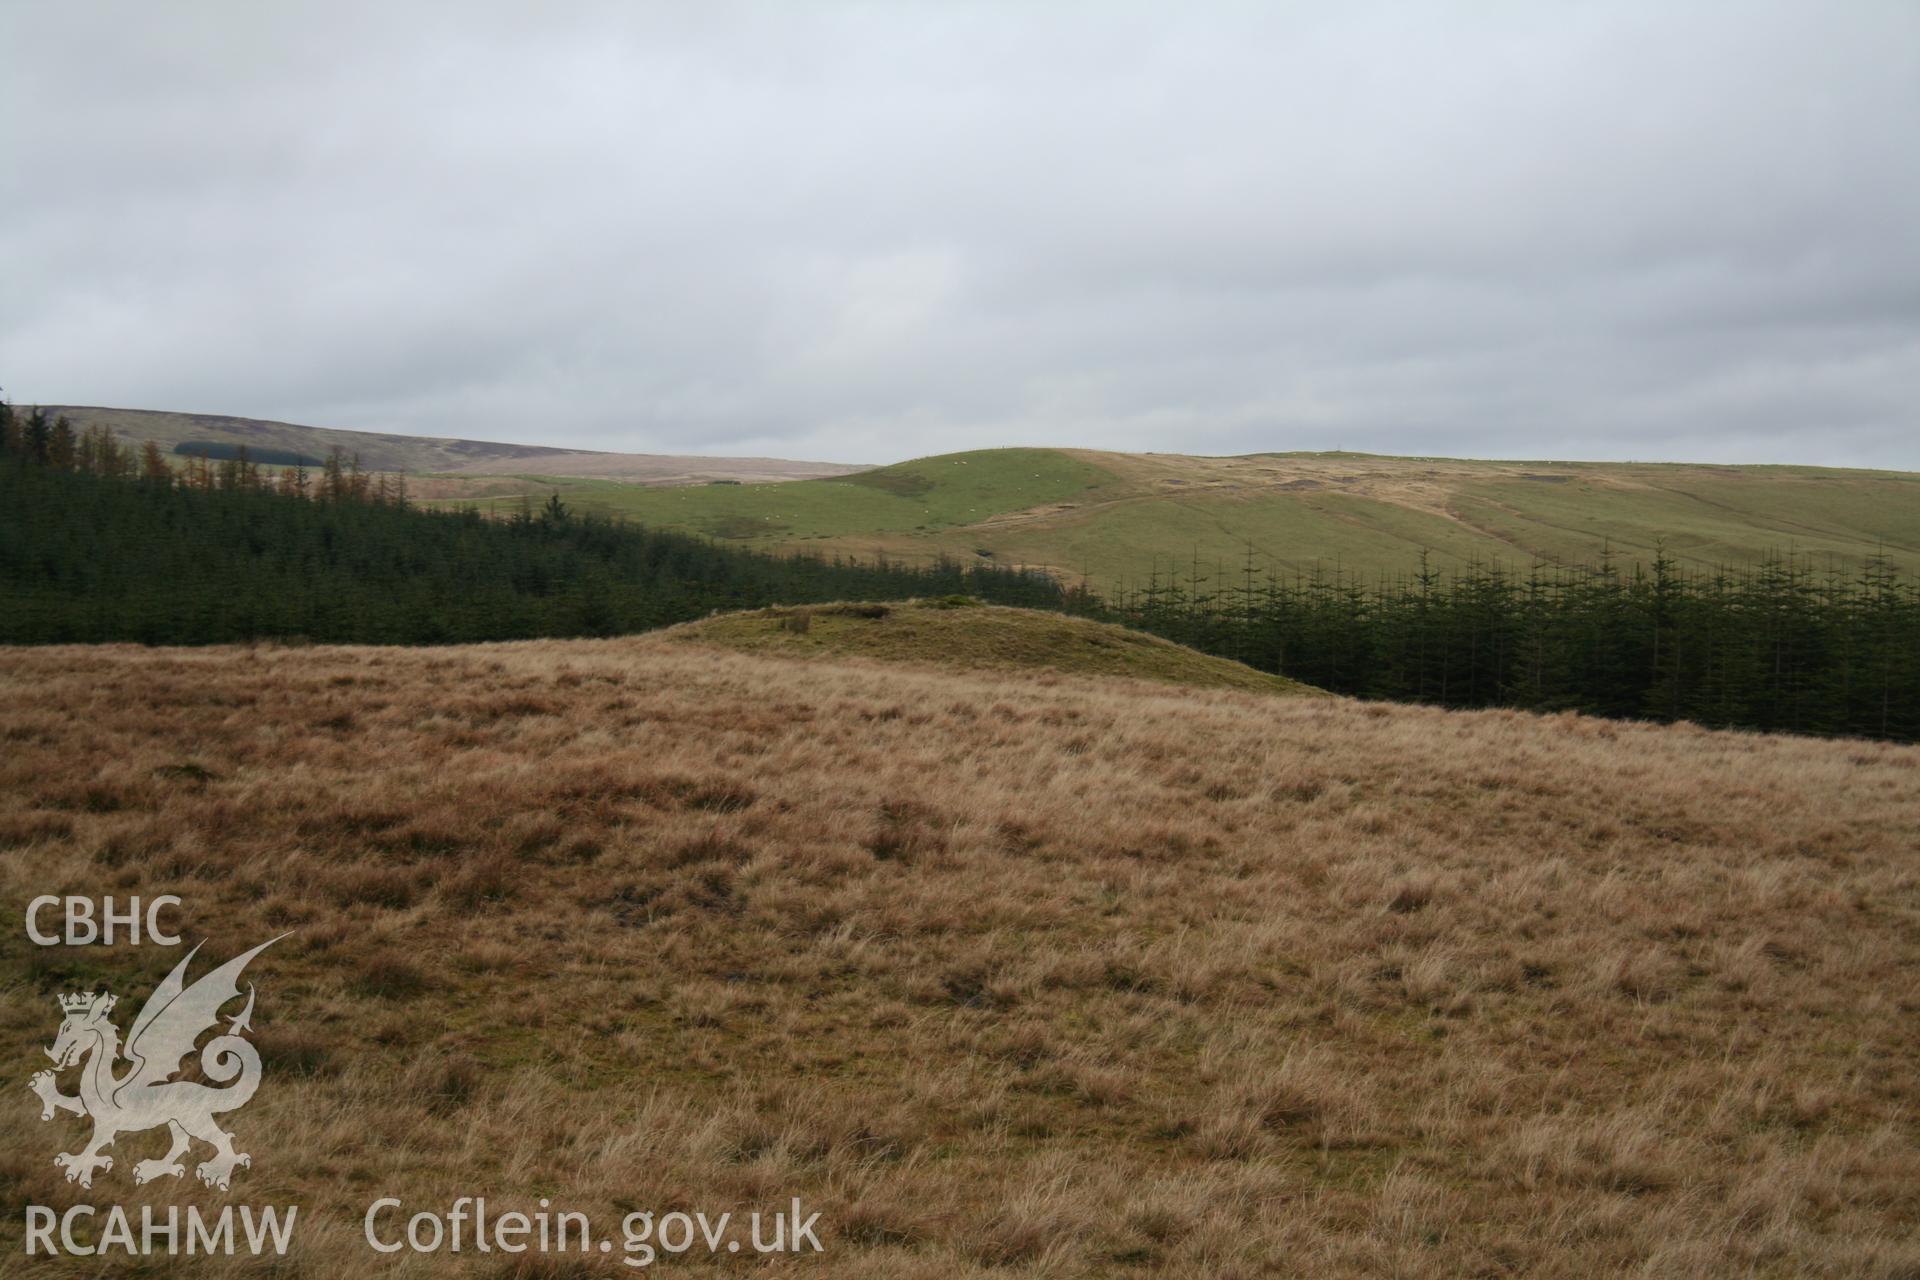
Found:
[0,404,1067,645]
[1104,552,1920,742]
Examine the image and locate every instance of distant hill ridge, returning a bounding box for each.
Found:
[515,445,1920,585]
[37,406,863,484]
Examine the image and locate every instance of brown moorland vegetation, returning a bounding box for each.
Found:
[1,637,1916,1277]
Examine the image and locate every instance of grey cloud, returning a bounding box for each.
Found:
[2,1,1915,466]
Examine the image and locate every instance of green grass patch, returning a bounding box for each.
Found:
[978,492,1503,587]
[498,448,1122,543]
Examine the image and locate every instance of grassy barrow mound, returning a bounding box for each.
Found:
[663,599,1316,694]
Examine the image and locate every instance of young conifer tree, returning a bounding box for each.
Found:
[46,416,76,470]
[320,447,345,502]
[24,407,50,462]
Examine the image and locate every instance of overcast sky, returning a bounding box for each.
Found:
[3,2,1916,467]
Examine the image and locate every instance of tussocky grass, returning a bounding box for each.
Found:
[0,636,1915,1276]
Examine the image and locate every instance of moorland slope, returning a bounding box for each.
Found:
[540,446,1920,586]
[2,639,1914,1276]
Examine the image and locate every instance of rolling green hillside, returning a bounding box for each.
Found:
[507,448,1118,541]
[503,448,1920,587]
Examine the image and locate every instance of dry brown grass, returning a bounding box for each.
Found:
[1,638,1916,1276]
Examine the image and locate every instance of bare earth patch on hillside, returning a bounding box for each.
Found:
[1,641,1916,1276]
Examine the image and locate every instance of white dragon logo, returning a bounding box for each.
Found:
[28,936,282,1191]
